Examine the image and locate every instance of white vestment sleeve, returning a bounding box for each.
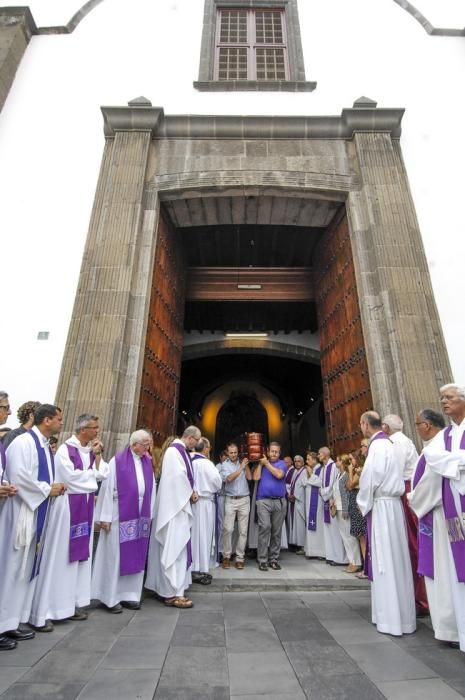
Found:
[94,458,116,522]
[55,445,99,495]
[6,435,51,511]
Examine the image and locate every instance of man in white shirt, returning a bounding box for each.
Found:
[219,443,250,570]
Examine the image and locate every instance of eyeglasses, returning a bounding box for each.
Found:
[414,421,427,426]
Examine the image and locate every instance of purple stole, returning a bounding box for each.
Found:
[171,442,195,569]
[66,445,96,563]
[289,467,304,528]
[308,465,323,531]
[323,461,334,524]
[0,440,6,483]
[115,447,153,576]
[285,466,295,485]
[412,454,434,578]
[28,429,55,579]
[363,432,391,581]
[442,427,465,582]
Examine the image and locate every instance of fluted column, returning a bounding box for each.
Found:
[56,100,163,453]
[347,131,452,437]
[0,7,36,113]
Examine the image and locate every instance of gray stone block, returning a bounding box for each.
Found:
[376,678,465,700]
[344,642,438,682]
[158,647,229,688]
[171,624,225,648]
[1,683,84,699]
[228,650,303,696]
[77,669,161,700]
[100,636,168,670]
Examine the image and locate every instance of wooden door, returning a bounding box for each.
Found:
[314,210,372,455]
[137,209,186,446]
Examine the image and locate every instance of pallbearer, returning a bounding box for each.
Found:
[92,430,155,612]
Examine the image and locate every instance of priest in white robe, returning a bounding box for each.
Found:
[318,446,347,565]
[145,425,200,609]
[422,384,465,652]
[0,405,66,636]
[287,455,307,553]
[91,429,155,612]
[190,437,222,582]
[408,407,459,646]
[30,414,109,628]
[304,452,326,559]
[357,410,416,636]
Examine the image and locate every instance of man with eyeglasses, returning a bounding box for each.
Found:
[91,429,155,613]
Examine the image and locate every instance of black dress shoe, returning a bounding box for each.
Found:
[0,635,18,650]
[68,608,89,621]
[121,601,141,610]
[30,620,54,633]
[6,628,35,641]
[448,641,460,649]
[106,603,123,614]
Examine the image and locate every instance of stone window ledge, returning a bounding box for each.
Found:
[193,80,317,92]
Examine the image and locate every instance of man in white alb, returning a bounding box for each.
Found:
[318,446,346,565]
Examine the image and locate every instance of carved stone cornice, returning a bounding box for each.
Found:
[101,100,164,138]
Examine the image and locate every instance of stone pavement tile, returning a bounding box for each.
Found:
[446,677,465,697]
[302,672,384,700]
[188,591,223,610]
[100,636,168,669]
[154,685,229,700]
[308,603,362,621]
[225,620,282,651]
[1,682,85,699]
[0,636,63,667]
[320,618,393,645]
[230,693,306,700]
[56,627,119,653]
[20,650,105,683]
[228,649,303,696]
[376,678,465,700]
[85,609,136,631]
[171,623,225,647]
[389,621,437,649]
[344,642,438,682]
[175,610,224,626]
[404,645,465,680]
[157,646,229,688]
[119,614,177,639]
[270,610,334,642]
[284,640,357,678]
[299,591,340,603]
[0,667,29,695]
[76,668,161,700]
[260,592,308,610]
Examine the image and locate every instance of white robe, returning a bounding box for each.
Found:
[287,468,307,547]
[0,427,53,633]
[91,453,155,607]
[320,460,347,564]
[408,451,459,643]
[145,439,193,598]
[390,431,419,482]
[423,420,465,651]
[191,454,222,572]
[304,469,326,558]
[29,436,109,626]
[357,432,416,636]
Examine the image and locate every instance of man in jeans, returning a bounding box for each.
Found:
[256,442,288,571]
[220,443,250,570]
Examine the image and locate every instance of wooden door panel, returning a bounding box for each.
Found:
[314,211,372,454]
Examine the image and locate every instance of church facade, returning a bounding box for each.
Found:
[1,1,463,455]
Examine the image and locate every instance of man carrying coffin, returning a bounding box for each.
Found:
[191,437,222,584]
[145,426,200,609]
[30,414,109,629]
[357,411,416,636]
[91,429,155,612]
[0,404,66,638]
[318,446,346,565]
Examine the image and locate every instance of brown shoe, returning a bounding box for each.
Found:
[222,558,230,569]
[235,560,245,570]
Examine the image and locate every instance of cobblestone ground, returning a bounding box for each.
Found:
[1,559,465,699]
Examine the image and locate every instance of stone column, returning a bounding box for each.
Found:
[347,125,452,438]
[0,7,36,113]
[56,99,163,454]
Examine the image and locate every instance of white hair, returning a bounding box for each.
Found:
[129,429,151,446]
[440,383,465,401]
[182,425,201,439]
[382,414,403,431]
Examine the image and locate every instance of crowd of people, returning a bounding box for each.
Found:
[0,383,464,654]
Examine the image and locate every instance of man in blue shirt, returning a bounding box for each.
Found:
[255,442,288,571]
[219,443,250,570]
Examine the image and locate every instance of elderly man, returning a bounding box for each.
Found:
[422,384,465,652]
[382,414,427,616]
[287,455,307,554]
[408,408,460,647]
[255,441,288,571]
[357,411,415,636]
[30,414,109,629]
[91,429,155,612]
[145,426,200,609]
[191,437,222,583]
[2,401,41,449]
[0,404,66,640]
[318,446,346,566]
[220,442,250,570]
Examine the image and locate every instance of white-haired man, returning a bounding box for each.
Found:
[91,429,155,612]
[382,414,427,616]
[422,384,465,652]
[318,446,346,566]
[145,426,200,609]
[30,414,109,630]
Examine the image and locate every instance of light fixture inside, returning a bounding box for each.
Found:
[226,332,268,338]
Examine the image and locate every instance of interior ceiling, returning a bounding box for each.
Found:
[184,300,317,333]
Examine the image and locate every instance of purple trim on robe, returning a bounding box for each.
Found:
[66,445,96,563]
[171,442,195,569]
[115,447,153,576]
[308,465,322,531]
[0,440,6,482]
[289,467,304,528]
[442,427,465,582]
[285,466,295,485]
[363,432,391,582]
[28,429,55,579]
[323,461,334,524]
[412,454,434,578]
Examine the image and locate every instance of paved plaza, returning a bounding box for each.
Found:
[1,556,465,700]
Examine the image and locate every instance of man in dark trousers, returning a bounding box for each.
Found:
[255,441,288,571]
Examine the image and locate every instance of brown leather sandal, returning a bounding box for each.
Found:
[164,596,194,609]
